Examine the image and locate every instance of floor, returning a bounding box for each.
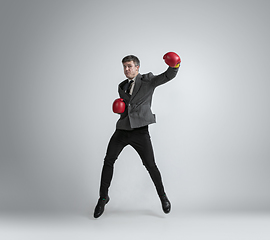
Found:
[1,208,270,240]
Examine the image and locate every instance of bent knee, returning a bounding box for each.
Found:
[103,156,118,167]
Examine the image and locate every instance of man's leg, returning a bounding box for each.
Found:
[129,126,171,213]
[100,130,127,198]
[129,126,165,196]
[94,129,128,218]
[99,129,128,198]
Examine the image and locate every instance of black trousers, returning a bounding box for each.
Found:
[99,126,166,198]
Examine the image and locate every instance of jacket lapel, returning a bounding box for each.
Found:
[118,79,129,100]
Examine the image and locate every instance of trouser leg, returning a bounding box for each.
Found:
[130,127,166,196]
[99,130,128,198]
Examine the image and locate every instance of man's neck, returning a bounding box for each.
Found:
[128,73,139,81]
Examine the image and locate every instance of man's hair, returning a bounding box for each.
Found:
[122,55,140,67]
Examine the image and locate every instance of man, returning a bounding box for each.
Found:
[94,53,180,218]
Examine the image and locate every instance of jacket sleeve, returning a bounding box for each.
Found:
[149,66,179,88]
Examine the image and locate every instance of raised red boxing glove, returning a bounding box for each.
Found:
[163,52,181,68]
[112,98,125,113]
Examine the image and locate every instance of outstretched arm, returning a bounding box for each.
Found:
[151,52,181,87]
[151,66,179,88]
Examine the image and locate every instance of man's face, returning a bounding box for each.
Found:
[123,61,139,79]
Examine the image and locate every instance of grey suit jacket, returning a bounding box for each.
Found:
[116,66,179,130]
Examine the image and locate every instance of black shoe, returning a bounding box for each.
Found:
[160,194,171,214]
[94,196,110,218]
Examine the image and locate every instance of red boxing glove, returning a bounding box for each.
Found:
[163,52,181,68]
[112,98,125,113]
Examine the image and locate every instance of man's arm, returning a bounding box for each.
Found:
[150,66,179,88]
[150,52,181,87]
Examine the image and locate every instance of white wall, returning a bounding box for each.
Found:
[0,0,269,213]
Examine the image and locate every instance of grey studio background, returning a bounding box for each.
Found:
[0,0,270,215]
